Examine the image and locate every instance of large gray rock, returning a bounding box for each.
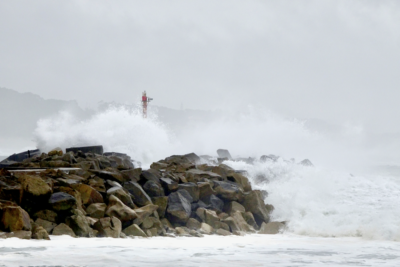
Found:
[49,192,77,211]
[34,210,57,223]
[93,217,122,238]
[105,195,137,223]
[52,223,76,237]
[216,149,232,160]
[259,222,285,234]
[213,181,244,202]
[143,180,165,198]
[31,225,50,240]
[208,195,224,212]
[160,178,179,194]
[178,183,199,202]
[140,170,161,184]
[35,218,56,234]
[134,204,159,225]
[123,181,152,207]
[224,201,245,215]
[65,212,92,237]
[86,203,107,219]
[107,187,135,209]
[242,190,270,226]
[166,190,193,225]
[227,173,252,192]
[185,169,222,183]
[0,206,31,232]
[122,224,147,237]
[151,196,168,218]
[121,168,142,182]
[198,182,216,204]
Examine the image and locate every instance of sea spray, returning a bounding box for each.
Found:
[225,159,400,241]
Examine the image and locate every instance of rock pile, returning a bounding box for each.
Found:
[0,148,282,240]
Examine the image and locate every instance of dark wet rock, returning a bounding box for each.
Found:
[123,224,147,237]
[241,211,259,230]
[121,168,142,182]
[186,217,202,230]
[227,173,252,192]
[86,203,107,219]
[208,195,224,213]
[185,169,222,182]
[123,181,152,207]
[0,206,31,232]
[107,186,135,209]
[198,182,216,204]
[140,169,161,184]
[92,170,125,183]
[65,211,92,237]
[34,210,57,223]
[134,204,158,225]
[105,195,137,223]
[150,162,168,171]
[178,183,199,202]
[35,218,56,234]
[151,196,168,218]
[166,190,193,225]
[19,174,52,213]
[143,180,165,198]
[224,201,245,215]
[48,192,77,211]
[52,223,76,237]
[31,225,50,240]
[242,190,270,226]
[213,181,244,202]
[71,184,103,205]
[93,216,122,238]
[160,178,179,194]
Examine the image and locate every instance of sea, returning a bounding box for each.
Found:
[1,106,400,266]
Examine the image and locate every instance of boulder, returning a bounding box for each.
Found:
[140,170,161,184]
[48,148,63,157]
[208,195,224,212]
[121,168,142,182]
[150,162,168,171]
[92,170,125,183]
[48,192,77,211]
[216,228,231,236]
[71,184,103,205]
[177,183,199,202]
[31,225,50,240]
[0,206,31,232]
[241,211,259,230]
[0,230,32,239]
[213,181,244,202]
[65,212,92,237]
[259,222,285,234]
[160,178,179,194]
[195,207,206,222]
[231,211,255,232]
[151,197,168,218]
[107,187,135,209]
[88,177,106,193]
[166,190,193,225]
[224,201,245,215]
[52,223,76,237]
[134,204,159,225]
[122,224,147,237]
[93,217,122,238]
[143,180,165,198]
[186,218,202,230]
[227,173,252,192]
[34,210,57,223]
[35,218,56,234]
[123,181,152,207]
[105,195,137,223]
[19,174,52,213]
[199,223,213,235]
[216,149,232,160]
[56,187,85,214]
[175,227,190,236]
[185,169,222,183]
[204,209,220,229]
[86,203,107,219]
[241,190,270,226]
[198,182,216,204]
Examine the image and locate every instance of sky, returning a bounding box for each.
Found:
[1,0,400,133]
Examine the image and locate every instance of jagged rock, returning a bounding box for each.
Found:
[242,190,270,226]
[0,206,31,232]
[71,184,103,205]
[191,201,208,219]
[86,216,98,227]
[166,190,193,225]
[241,211,259,230]
[216,228,231,236]
[140,170,161,184]
[160,218,173,231]
[107,186,135,209]
[231,211,255,232]
[150,162,168,171]
[48,192,77,211]
[178,183,199,202]
[52,223,76,237]
[213,181,244,202]
[186,218,202,230]
[134,204,158,225]
[65,211,92,237]
[107,180,122,188]
[56,187,85,213]
[19,174,52,213]
[175,227,190,236]
[121,168,142,182]
[204,209,220,229]
[61,151,77,164]
[105,195,137,223]
[199,223,213,234]
[160,178,179,194]
[34,210,57,223]
[208,195,224,212]
[146,228,158,237]
[141,217,154,229]
[266,204,275,214]
[123,181,152,207]
[198,182,216,204]
[0,230,32,239]
[151,196,168,218]
[93,217,122,238]
[35,218,56,234]
[86,203,107,219]
[224,201,245,215]
[93,170,125,183]
[143,180,165,198]
[214,221,230,232]
[123,224,147,237]
[217,149,232,160]
[31,225,50,240]
[48,147,63,157]
[259,222,285,234]
[195,207,206,222]
[227,173,252,192]
[88,177,106,193]
[185,169,222,183]
[222,216,240,233]
[218,212,229,220]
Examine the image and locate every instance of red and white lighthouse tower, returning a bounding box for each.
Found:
[141,91,153,118]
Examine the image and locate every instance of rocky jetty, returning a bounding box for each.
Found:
[0,147,283,240]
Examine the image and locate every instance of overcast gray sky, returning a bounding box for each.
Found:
[1,0,399,132]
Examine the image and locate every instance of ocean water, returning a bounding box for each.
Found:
[2,106,399,266]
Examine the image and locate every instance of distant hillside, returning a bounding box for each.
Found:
[0,87,92,137]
